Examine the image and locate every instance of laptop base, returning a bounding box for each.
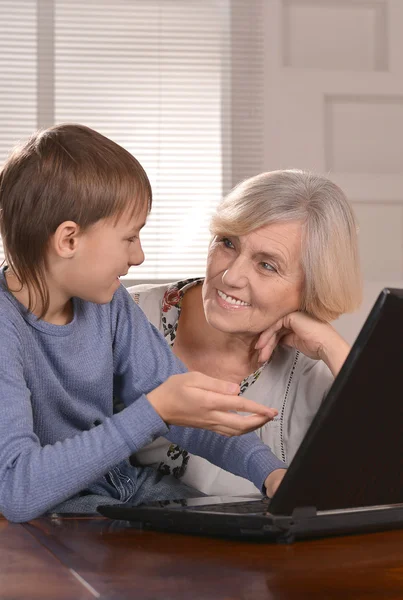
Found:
[98,500,403,543]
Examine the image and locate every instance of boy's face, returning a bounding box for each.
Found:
[66,206,147,304]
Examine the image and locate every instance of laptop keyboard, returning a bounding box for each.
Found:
[184,500,270,514]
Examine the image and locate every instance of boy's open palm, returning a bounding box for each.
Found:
[147,372,278,437]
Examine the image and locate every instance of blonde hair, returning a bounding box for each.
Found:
[210,169,361,321]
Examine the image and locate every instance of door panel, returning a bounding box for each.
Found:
[263,0,403,343]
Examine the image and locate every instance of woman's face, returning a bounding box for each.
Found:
[202,220,304,336]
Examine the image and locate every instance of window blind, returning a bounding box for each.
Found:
[0,1,37,161]
[0,0,37,273]
[0,0,264,282]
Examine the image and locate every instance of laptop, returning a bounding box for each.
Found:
[98,288,403,543]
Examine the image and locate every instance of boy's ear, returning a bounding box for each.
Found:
[51,221,81,258]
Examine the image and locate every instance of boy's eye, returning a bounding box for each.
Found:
[127,236,137,243]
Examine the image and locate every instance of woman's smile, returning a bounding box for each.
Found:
[216,289,251,309]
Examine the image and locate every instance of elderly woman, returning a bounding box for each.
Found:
[129,169,361,495]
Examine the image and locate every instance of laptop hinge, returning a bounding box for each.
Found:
[291,506,317,519]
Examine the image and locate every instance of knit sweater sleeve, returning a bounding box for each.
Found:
[112,287,286,492]
[0,285,284,523]
[0,308,169,523]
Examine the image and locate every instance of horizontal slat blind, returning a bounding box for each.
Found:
[228,0,265,191]
[55,0,228,281]
[0,0,265,280]
[0,0,37,265]
[0,1,37,162]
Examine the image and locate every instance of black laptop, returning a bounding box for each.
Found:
[98,288,403,543]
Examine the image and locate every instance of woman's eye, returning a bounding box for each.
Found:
[261,262,276,272]
[127,236,137,243]
[221,237,235,249]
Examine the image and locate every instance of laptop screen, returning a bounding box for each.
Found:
[269,288,403,515]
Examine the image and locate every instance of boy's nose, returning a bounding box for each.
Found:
[130,244,145,267]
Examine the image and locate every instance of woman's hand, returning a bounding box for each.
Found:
[255,312,350,377]
[264,468,287,498]
[147,372,278,436]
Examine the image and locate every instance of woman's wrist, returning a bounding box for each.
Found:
[319,332,350,377]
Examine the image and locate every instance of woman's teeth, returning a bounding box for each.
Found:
[217,290,250,306]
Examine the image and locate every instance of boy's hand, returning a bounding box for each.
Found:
[264,468,287,498]
[147,372,278,437]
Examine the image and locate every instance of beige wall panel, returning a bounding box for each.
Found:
[326,96,403,173]
[264,0,403,343]
[336,279,403,343]
[283,0,387,71]
[353,202,403,280]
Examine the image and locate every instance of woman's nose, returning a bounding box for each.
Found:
[221,257,248,287]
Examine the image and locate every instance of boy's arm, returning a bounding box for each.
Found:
[0,308,171,522]
[165,425,286,493]
[113,287,286,492]
[0,286,279,523]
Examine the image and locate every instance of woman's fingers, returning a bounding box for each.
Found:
[254,320,292,363]
[256,327,290,363]
[255,320,284,350]
[257,336,278,363]
[278,332,296,348]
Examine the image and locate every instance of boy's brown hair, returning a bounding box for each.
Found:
[0,123,152,316]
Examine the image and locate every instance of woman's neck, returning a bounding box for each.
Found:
[174,284,261,381]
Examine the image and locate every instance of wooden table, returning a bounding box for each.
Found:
[1,514,402,599]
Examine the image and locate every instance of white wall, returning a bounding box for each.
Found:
[262,0,403,344]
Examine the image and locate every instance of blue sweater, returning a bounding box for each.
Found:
[0,268,285,521]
